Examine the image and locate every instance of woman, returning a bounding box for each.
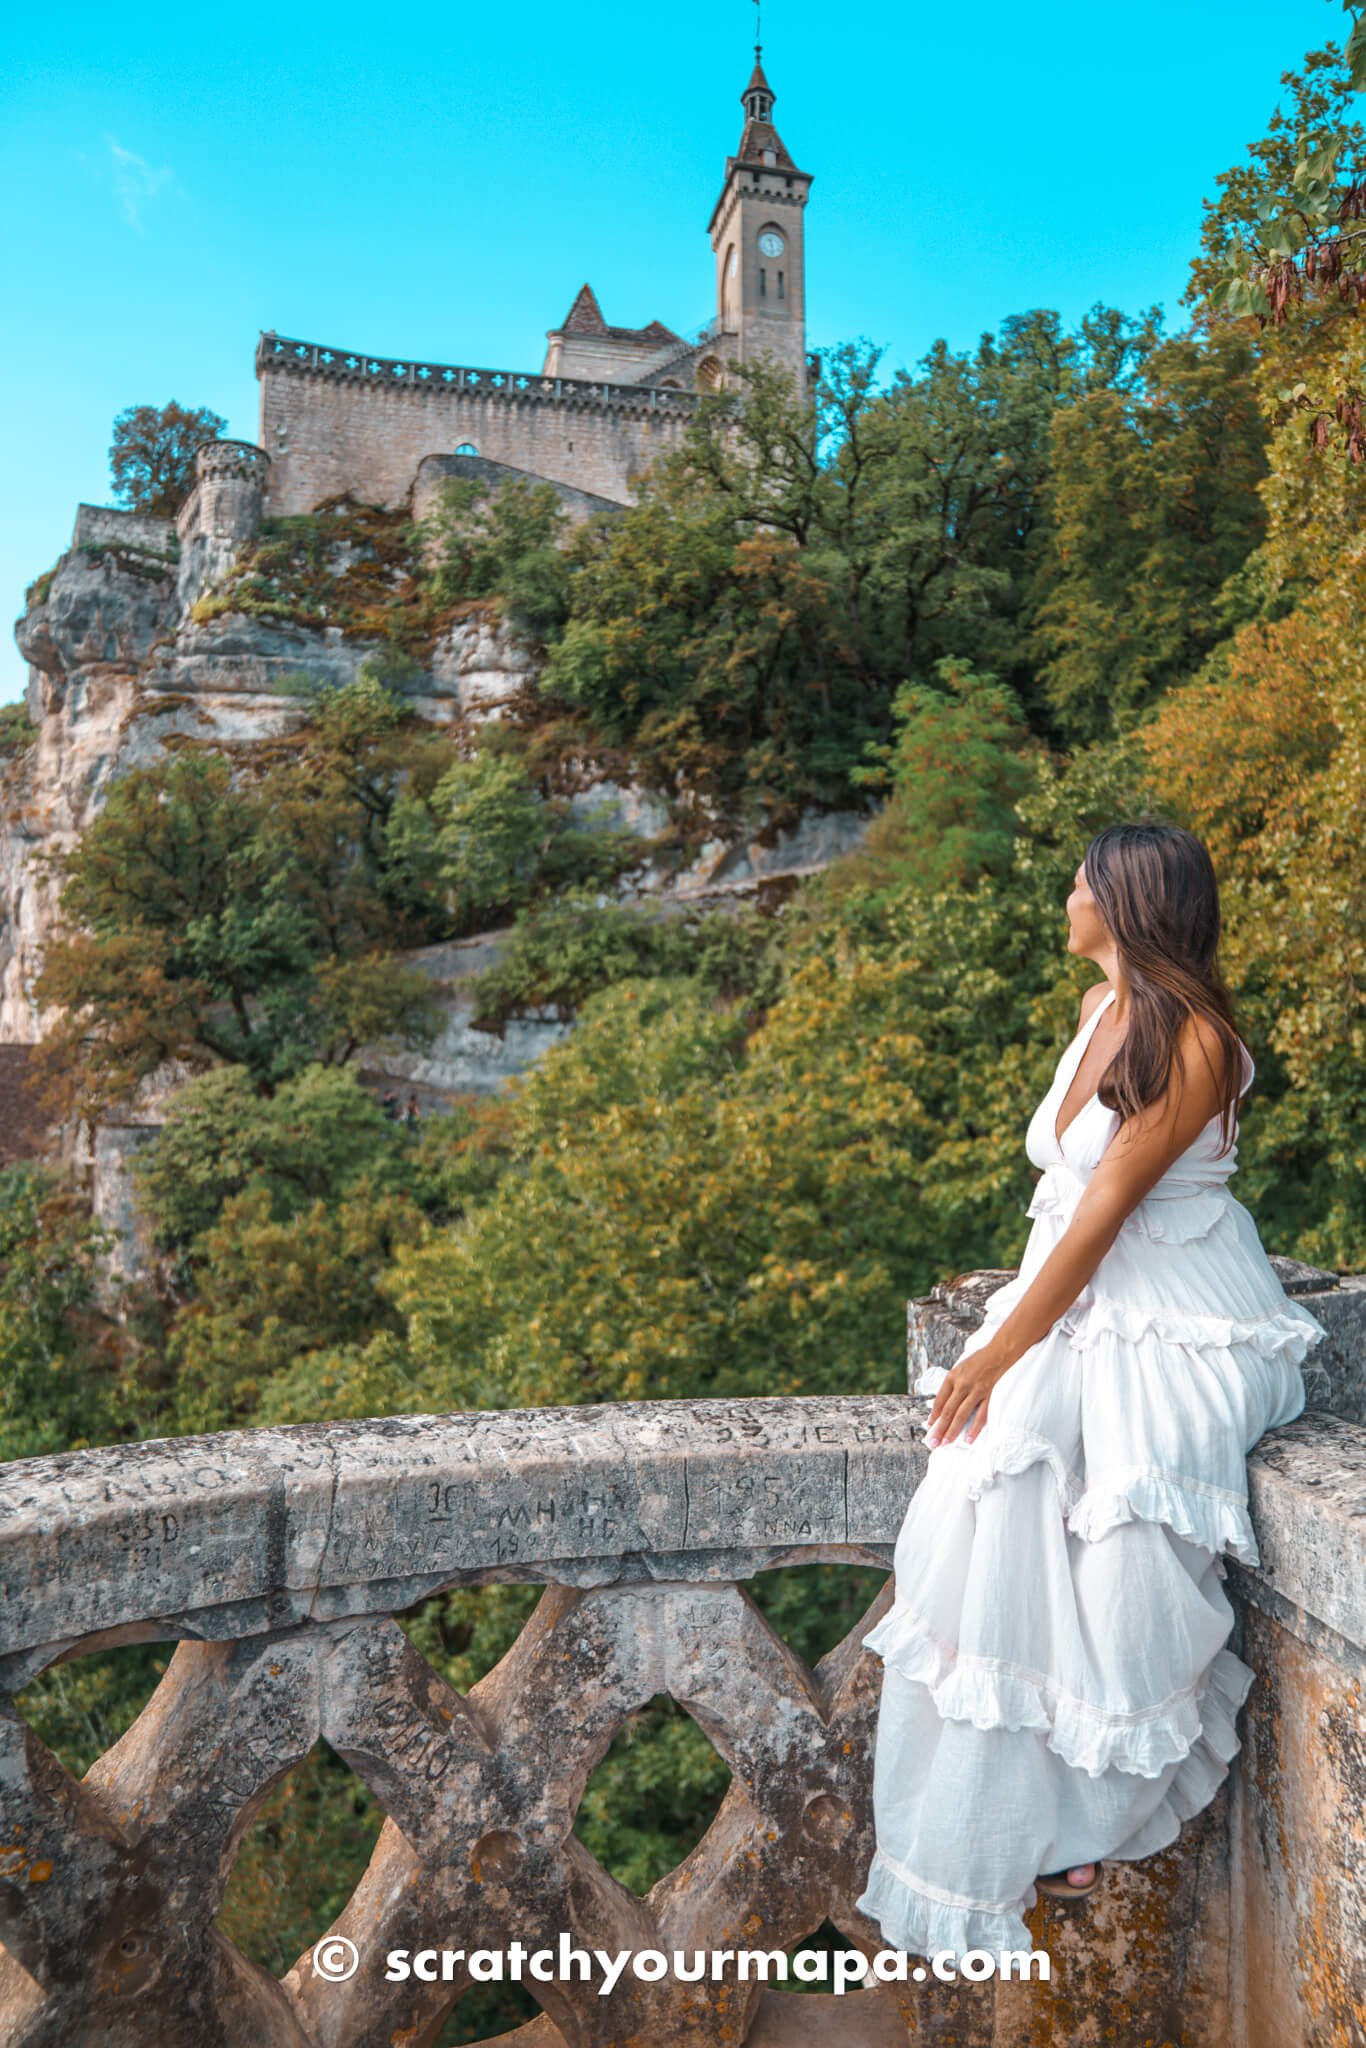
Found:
[855,821,1329,1957]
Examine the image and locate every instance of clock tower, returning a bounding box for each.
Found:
[706,48,813,390]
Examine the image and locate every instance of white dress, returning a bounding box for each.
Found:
[855,987,1329,1956]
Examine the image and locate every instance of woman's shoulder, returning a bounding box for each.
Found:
[1177,1007,1250,1091]
[1076,982,1112,1030]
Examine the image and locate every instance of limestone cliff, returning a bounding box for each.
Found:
[3,477,872,1268]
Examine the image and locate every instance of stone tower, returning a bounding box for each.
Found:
[253,42,816,518]
[706,48,813,390]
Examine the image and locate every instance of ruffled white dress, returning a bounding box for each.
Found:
[855,988,1329,1957]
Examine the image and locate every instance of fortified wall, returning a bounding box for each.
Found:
[257,333,701,516]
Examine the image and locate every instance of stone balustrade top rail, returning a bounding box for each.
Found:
[256,331,703,412]
[0,1396,916,1692]
[1,1383,1361,1695]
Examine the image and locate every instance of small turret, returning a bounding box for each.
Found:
[176,439,270,611]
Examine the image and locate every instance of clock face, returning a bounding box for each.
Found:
[758,229,785,258]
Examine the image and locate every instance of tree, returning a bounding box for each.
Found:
[538,315,1158,821]
[422,473,574,640]
[1027,325,1267,743]
[1195,39,1366,459]
[0,1165,127,1459]
[1141,577,1366,1269]
[850,658,1042,891]
[31,681,452,1122]
[109,401,228,518]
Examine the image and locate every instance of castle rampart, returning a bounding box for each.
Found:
[257,333,700,517]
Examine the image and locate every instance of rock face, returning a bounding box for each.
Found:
[4,479,875,1273]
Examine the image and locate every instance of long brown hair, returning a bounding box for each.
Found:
[1082,821,1245,1155]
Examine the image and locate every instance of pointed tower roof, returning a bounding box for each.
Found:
[744,53,774,105]
[561,283,608,336]
[732,45,804,175]
[551,282,683,349]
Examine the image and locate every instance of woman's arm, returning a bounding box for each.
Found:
[926,1008,1231,1448]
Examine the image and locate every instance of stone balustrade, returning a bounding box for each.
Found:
[0,1259,1360,2047]
[256,332,701,417]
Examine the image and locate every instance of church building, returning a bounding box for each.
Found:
[254,48,814,518]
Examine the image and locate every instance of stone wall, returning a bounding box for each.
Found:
[0,1267,1359,2044]
[257,335,697,514]
[70,505,178,556]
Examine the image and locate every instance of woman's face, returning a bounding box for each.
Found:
[1065,860,1111,960]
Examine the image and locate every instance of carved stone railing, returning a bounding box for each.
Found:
[256,331,702,417]
[0,1397,914,2047]
[0,1261,1361,2046]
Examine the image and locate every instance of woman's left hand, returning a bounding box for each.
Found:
[926,1342,1013,1447]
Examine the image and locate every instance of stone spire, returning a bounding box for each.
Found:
[734,47,797,170]
[706,37,814,387]
[742,50,775,123]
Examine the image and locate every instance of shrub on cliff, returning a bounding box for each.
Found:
[422,473,575,640]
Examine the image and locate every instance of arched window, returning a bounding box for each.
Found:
[455,442,478,456]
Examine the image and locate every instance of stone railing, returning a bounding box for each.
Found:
[256,331,702,416]
[0,1261,1360,2047]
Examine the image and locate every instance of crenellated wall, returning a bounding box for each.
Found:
[257,333,700,516]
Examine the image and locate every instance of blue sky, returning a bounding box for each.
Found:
[0,0,1345,702]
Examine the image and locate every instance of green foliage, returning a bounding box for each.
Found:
[1195,40,1365,311]
[129,1062,416,1256]
[31,679,455,1119]
[0,700,34,757]
[851,658,1042,889]
[422,473,576,639]
[538,310,1175,818]
[1029,326,1268,742]
[0,1165,126,1459]
[166,1177,428,1431]
[462,887,786,1029]
[109,401,228,518]
[1193,41,1366,461]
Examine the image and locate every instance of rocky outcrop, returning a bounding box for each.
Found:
[4,494,875,1281]
[1,534,568,1045]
